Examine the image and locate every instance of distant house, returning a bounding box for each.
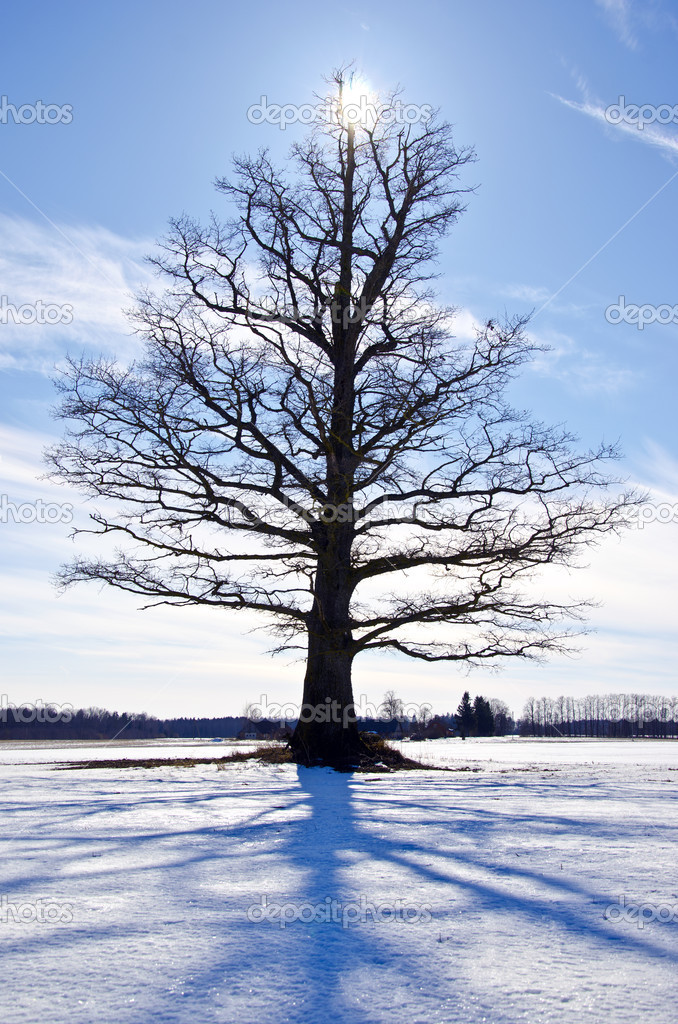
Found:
[411,717,457,741]
[381,719,408,740]
[425,715,455,739]
[364,718,409,740]
[236,718,290,741]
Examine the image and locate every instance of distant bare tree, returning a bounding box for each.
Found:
[489,698,513,735]
[380,690,405,720]
[417,704,433,730]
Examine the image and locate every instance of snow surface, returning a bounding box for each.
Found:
[1,737,677,1023]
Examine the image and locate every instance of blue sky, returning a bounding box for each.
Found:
[1,0,678,720]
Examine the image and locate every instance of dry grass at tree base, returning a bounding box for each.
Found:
[54,735,452,773]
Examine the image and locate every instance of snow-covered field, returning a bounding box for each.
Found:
[1,737,677,1023]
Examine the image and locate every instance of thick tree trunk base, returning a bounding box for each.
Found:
[288,724,431,771]
[289,718,366,768]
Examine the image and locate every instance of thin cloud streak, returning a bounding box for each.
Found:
[0,214,155,371]
[595,0,639,49]
[554,93,678,159]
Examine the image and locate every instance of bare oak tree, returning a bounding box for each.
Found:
[47,70,637,766]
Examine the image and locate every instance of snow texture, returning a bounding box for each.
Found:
[1,737,677,1023]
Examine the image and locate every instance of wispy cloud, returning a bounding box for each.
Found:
[552,63,678,163]
[500,284,552,305]
[595,0,678,48]
[595,0,639,49]
[631,438,678,492]
[0,422,71,493]
[449,307,485,340]
[528,328,635,394]
[0,215,155,372]
[554,92,678,161]
[500,284,592,319]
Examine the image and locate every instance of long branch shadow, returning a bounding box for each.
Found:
[2,761,678,1024]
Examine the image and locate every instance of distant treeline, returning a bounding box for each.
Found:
[518,694,678,738]
[0,706,252,742]
[0,700,516,741]
[0,707,456,742]
[4,692,677,741]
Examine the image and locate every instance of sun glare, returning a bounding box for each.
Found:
[339,76,377,127]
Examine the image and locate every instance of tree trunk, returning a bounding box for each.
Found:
[290,623,361,765]
[290,105,363,767]
[290,528,366,766]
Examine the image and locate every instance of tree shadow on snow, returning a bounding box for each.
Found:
[3,764,678,1023]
